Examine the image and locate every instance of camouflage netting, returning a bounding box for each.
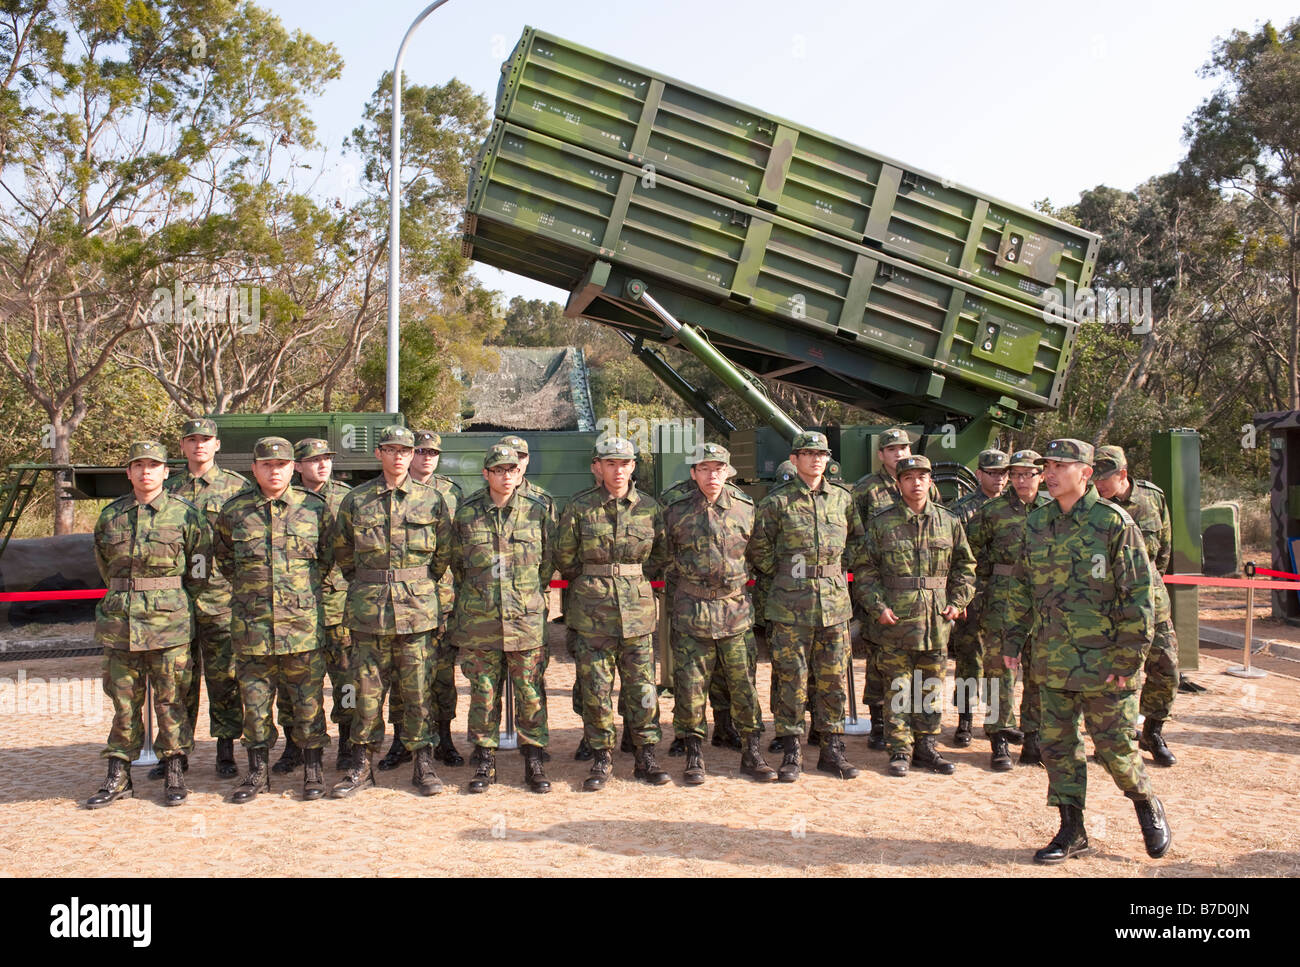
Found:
[463,346,595,432]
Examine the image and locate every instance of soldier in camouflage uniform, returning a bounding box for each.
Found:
[663,443,776,784]
[450,444,555,793]
[1008,439,1171,863]
[86,441,206,808]
[967,449,1050,771]
[763,458,806,754]
[376,430,465,771]
[854,455,976,776]
[750,431,862,782]
[554,436,670,791]
[330,425,454,798]
[214,437,333,803]
[852,427,941,752]
[1094,445,1179,768]
[946,449,1007,747]
[163,417,248,778]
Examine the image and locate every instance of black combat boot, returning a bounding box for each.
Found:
[86,758,133,809]
[1019,730,1043,767]
[768,735,784,753]
[163,754,188,806]
[1033,805,1094,864]
[867,705,886,750]
[413,745,444,796]
[377,726,410,771]
[573,736,594,761]
[216,737,238,777]
[583,748,612,791]
[330,746,374,798]
[712,710,742,749]
[1004,726,1024,745]
[953,713,974,748]
[1139,719,1177,767]
[434,720,465,766]
[777,736,802,783]
[147,759,166,781]
[806,726,822,747]
[335,721,354,772]
[990,732,1014,772]
[668,736,686,756]
[888,753,910,777]
[683,736,706,785]
[1134,796,1172,858]
[912,735,956,775]
[633,744,671,785]
[620,724,634,754]
[740,733,778,782]
[522,746,551,794]
[302,747,326,801]
[817,734,860,779]
[230,748,270,804]
[271,734,302,774]
[466,747,495,793]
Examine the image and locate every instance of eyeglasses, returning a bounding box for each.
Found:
[378,446,412,456]
[486,466,518,476]
[415,448,440,456]
[1010,471,1039,481]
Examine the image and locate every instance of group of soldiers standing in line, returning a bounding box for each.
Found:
[85,417,1174,864]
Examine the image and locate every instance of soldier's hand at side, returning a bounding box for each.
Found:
[1105,673,1128,688]
[941,606,960,621]
[957,607,968,620]
[879,607,898,626]
[1003,656,1019,670]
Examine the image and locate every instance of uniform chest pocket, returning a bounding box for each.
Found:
[508,529,541,569]
[404,508,438,554]
[352,504,388,553]
[141,526,185,566]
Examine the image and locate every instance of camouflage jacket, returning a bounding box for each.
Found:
[450,487,553,652]
[750,475,861,628]
[663,483,755,638]
[300,477,352,627]
[334,474,453,635]
[554,482,667,639]
[966,489,1051,642]
[94,491,208,652]
[518,476,556,521]
[1010,485,1155,689]
[214,485,333,657]
[951,488,997,526]
[417,473,462,622]
[854,498,976,651]
[1108,478,1173,620]
[164,464,248,616]
[852,469,941,521]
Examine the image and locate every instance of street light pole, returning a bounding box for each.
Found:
[387,0,454,413]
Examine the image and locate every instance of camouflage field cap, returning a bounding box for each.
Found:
[1008,449,1042,470]
[483,444,520,470]
[376,425,415,449]
[791,431,832,454]
[895,454,933,476]
[978,449,1009,470]
[1037,439,1094,466]
[776,460,798,481]
[593,436,637,460]
[877,427,914,450]
[498,434,529,455]
[127,440,167,465]
[253,436,294,461]
[689,442,732,467]
[1093,445,1128,478]
[413,430,442,451]
[294,438,335,460]
[180,417,218,438]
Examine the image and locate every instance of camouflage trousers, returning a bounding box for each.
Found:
[103,643,193,762]
[237,650,328,751]
[570,626,626,721]
[769,621,848,736]
[276,623,352,735]
[1139,619,1179,721]
[672,632,761,740]
[353,631,432,752]
[949,616,983,696]
[879,647,945,755]
[461,646,548,749]
[573,632,661,750]
[183,611,243,747]
[384,630,456,728]
[1039,685,1155,810]
[981,639,1040,737]
[708,631,758,716]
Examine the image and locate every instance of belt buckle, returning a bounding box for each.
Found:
[610,563,624,577]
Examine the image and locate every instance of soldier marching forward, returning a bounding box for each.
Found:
[214,437,334,803]
[330,425,453,798]
[1009,439,1171,863]
[450,445,555,793]
[86,441,207,808]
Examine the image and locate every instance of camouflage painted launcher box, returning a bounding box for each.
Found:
[465,122,1075,412]
[495,26,1099,310]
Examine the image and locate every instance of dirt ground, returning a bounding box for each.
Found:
[1,620,1297,878]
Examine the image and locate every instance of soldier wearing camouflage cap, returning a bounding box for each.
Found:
[967,448,1051,771]
[1008,439,1170,863]
[750,431,863,782]
[86,442,208,809]
[214,438,334,803]
[1093,445,1179,768]
[163,416,248,779]
[554,436,671,790]
[330,424,455,798]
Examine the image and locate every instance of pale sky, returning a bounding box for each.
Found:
[261,0,1298,305]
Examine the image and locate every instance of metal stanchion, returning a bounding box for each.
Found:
[133,680,159,767]
[500,670,519,749]
[844,626,871,734]
[1227,562,1267,679]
